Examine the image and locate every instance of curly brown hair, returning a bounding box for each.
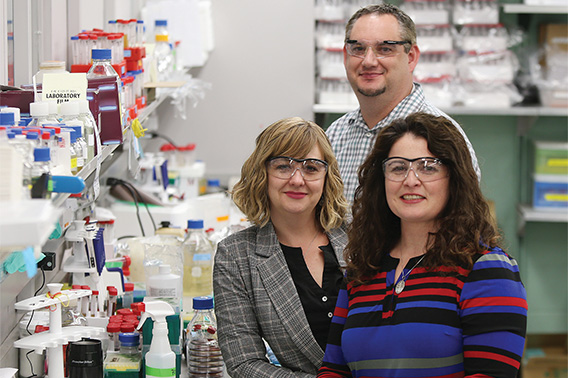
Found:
[231,117,348,232]
[345,112,499,284]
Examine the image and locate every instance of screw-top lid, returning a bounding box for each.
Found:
[193,296,214,310]
[34,147,50,162]
[70,125,82,138]
[158,264,172,274]
[67,128,77,144]
[29,102,49,117]
[59,101,80,116]
[26,131,39,140]
[120,323,135,333]
[155,19,167,27]
[107,322,121,332]
[0,112,14,125]
[108,286,118,296]
[67,338,102,366]
[91,48,112,60]
[124,283,134,292]
[187,219,204,229]
[207,179,220,187]
[119,332,139,347]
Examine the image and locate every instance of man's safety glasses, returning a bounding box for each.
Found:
[345,39,411,59]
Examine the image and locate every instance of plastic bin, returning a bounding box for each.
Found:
[534,141,568,175]
[533,174,568,210]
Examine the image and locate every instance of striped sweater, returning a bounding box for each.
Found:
[317,248,528,378]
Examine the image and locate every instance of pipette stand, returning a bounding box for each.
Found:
[13,283,105,378]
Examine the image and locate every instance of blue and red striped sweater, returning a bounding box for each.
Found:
[318,247,527,378]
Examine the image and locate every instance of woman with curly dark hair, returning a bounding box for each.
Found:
[318,112,527,378]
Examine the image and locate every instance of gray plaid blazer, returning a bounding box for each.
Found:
[213,221,348,378]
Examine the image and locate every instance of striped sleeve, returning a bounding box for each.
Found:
[317,282,353,378]
[460,249,528,378]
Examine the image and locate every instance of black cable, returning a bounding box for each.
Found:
[25,350,37,378]
[118,182,145,237]
[25,266,46,336]
[121,181,157,232]
[146,131,179,148]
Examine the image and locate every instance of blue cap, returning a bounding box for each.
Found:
[67,128,77,144]
[7,131,15,139]
[193,296,213,310]
[26,131,39,140]
[187,219,204,229]
[10,128,22,135]
[108,20,117,24]
[155,19,167,26]
[118,332,140,347]
[69,125,82,138]
[70,36,78,40]
[91,48,112,60]
[0,112,15,125]
[34,147,50,162]
[207,179,220,187]
[137,20,144,24]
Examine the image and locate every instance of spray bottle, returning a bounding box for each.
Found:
[137,300,176,378]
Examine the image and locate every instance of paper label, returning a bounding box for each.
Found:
[42,73,87,104]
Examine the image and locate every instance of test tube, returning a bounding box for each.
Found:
[107,19,117,33]
[70,36,79,66]
[136,20,144,47]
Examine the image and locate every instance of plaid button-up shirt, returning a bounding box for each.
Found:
[326,83,480,204]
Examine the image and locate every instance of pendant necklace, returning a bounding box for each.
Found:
[394,254,426,294]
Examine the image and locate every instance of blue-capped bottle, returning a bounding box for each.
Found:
[182,220,214,313]
[186,296,223,378]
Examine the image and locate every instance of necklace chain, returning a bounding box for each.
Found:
[394,254,426,294]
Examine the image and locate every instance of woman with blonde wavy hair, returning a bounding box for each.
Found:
[214,117,349,377]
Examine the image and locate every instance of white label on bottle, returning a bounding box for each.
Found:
[148,287,177,297]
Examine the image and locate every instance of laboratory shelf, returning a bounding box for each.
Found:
[313,103,568,117]
[502,4,568,14]
[517,204,568,235]
[0,199,63,248]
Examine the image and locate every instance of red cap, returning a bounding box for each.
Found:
[107,323,121,332]
[120,323,135,333]
[72,285,81,290]
[107,287,118,296]
[160,143,176,152]
[92,290,99,295]
[109,315,123,322]
[81,285,90,290]
[117,308,133,316]
[35,325,49,333]
[131,302,145,314]
[124,283,134,292]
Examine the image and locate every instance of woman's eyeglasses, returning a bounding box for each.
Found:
[266,156,328,181]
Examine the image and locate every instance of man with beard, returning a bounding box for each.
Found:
[326,4,480,203]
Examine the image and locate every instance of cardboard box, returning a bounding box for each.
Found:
[523,334,568,378]
[539,24,568,67]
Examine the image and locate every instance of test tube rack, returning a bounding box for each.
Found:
[13,283,106,378]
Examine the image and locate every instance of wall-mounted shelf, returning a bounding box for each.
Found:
[313,103,568,117]
[517,204,568,236]
[502,4,568,14]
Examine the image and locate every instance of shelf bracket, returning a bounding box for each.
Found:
[517,115,538,136]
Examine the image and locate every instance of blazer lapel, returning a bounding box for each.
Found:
[255,223,324,367]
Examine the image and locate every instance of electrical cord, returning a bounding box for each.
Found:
[146,130,178,148]
[24,265,46,378]
[120,181,157,233]
[106,178,158,236]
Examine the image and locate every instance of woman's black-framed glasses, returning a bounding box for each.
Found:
[266,156,328,181]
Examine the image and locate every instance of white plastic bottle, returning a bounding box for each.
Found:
[137,300,176,378]
[182,220,214,312]
[154,34,173,82]
[28,101,51,128]
[77,100,97,162]
[186,296,223,378]
[147,264,182,299]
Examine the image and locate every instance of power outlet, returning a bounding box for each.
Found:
[39,252,56,271]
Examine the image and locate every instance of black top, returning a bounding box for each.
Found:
[281,242,344,350]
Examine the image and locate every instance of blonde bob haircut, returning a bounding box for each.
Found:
[231,117,348,231]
